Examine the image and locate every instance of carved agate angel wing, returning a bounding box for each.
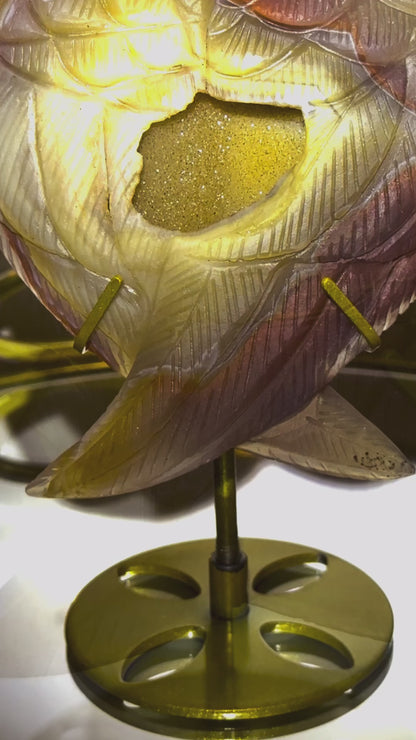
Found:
[0,0,415,497]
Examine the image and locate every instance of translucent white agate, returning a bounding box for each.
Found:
[0,0,415,496]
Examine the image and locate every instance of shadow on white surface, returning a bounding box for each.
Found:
[0,575,67,678]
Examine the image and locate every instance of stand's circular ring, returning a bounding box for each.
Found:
[66,538,393,738]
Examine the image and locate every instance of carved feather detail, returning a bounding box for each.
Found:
[0,0,415,496]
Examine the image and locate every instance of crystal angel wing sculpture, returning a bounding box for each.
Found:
[0,0,415,498]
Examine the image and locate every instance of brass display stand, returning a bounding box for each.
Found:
[0,269,394,738]
[65,450,393,739]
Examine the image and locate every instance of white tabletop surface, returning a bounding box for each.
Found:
[0,414,415,740]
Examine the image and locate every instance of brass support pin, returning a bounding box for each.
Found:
[73,275,123,353]
[321,276,381,351]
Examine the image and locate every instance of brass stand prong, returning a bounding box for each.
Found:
[73,274,123,353]
[321,276,381,351]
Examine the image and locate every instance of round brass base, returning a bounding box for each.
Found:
[66,539,393,738]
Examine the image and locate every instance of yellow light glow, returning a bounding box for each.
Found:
[230,52,267,73]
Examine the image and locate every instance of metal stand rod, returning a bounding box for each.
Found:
[213,449,241,569]
[210,449,248,620]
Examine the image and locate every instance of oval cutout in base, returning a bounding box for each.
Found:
[118,565,201,600]
[253,553,327,595]
[123,627,205,684]
[261,622,354,671]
